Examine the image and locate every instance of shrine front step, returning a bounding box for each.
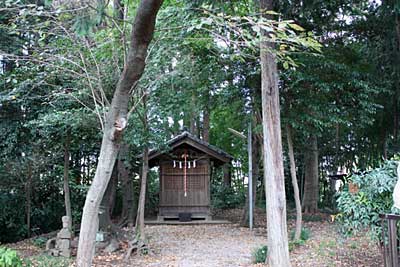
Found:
[157,214,212,222]
[145,216,231,225]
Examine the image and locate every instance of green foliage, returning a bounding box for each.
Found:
[32,237,47,248]
[290,227,311,241]
[0,193,27,243]
[199,8,322,66]
[0,0,399,248]
[145,171,160,216]
[289,228,310,251]
[252,245,268,264]
[288,239,304,251]
[0,247,22,267]
[336,159,399,240]
[211,184,245,209]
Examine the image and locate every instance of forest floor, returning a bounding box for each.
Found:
[9,208,383,267]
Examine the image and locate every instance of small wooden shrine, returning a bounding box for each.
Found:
[148,131,232,221]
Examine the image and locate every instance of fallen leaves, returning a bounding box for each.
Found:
[6,209,383,267]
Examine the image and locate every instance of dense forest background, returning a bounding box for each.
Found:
[0,0,399,247]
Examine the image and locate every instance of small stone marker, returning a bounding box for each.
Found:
[46,216,72,258]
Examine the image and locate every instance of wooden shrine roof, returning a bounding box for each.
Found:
[148,131,233,166]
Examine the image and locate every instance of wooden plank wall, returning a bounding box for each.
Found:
[159,159,210,215]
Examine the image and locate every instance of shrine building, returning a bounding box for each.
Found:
[148,131,232,221]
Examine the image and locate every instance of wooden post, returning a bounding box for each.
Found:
[380,214,400,267]
[389,219,398,267]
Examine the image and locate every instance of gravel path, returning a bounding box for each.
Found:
[126,224,266,267]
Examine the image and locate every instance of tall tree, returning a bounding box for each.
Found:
[135,91,149,241]
[63,129,73,234]
[76,1,163,266]
[259,0,291,265]
[302,135,319,213]
[286,124,302,240]
[118,144,136,226]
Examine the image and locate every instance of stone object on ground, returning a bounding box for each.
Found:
[95,241,109,249]
[104,238,120,253]
[70,237,79,248]
[46,238,56,251]
[45,216,72,258]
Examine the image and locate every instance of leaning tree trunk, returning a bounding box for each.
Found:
[76,1,163,266]
[63,130,73,234]
[259,0,291,265]
[286,124,302,240]
[136,147,149,240]
[302,135,319,213]
[136,93,149,241]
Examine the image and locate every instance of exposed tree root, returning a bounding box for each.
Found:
[124,236,149,261]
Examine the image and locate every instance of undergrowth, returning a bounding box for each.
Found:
[253,227,311,263]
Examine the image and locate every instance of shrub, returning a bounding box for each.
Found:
[290,227,310,241]
[252,245,268,263]
[32,237,48,248]
[0,193,27,243]
[336,158,398,240]
[289,239,304,251]
[211,184,245,209]
[145,170,160,216]
[0,247,23,267]
[289,228,310,251]
[300,227,310,241]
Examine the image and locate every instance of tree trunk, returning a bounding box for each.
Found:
[77,1,163,266]
[394,91,399,140]
[240,133,260,227]
[119,144,136,226]
[136,92,149,240]
[63,130,73,234]
[99,165,118,232]
[394,12,400,141]
[136,147,149,240]
[259,0,291,265]
[74,151,81,185]
[203,108,210,142]
[223,164,231,187]
[286,124,302,240]
[383,135,388,160]
[302,135,319,213]
[25,162,33,238]
[189,92,198,136]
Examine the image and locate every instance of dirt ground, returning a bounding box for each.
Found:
[9,209,383,267]
[123,224,265,267]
